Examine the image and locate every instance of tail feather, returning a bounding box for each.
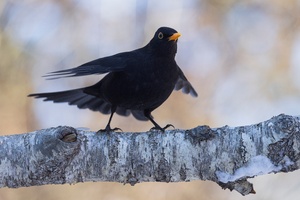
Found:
[28,89,112,114]
[116,107,130,117]
[28,88,148,120]
[68,95,87,106]
[131,110,149,121]
[99,102,111,114]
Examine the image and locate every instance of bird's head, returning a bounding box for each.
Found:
[148,27,181,57]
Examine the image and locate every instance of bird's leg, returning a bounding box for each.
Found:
[97,106,122,133]
[144,110,174,132]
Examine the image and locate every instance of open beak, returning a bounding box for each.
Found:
[168,32,181,41]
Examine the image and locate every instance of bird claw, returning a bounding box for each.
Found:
[97,126,123,133]
[163,124,175,130]
[150,124,175,132]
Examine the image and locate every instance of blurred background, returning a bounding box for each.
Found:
[1,0,300,199]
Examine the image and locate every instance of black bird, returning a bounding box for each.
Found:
[29,27,198,132]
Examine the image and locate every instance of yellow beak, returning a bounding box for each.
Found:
[168,32,181,41]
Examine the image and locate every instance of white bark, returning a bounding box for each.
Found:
[0,114,299,195]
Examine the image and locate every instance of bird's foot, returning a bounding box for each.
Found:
[97,125,123,133]
[163,124,175,130]
[150,124,175,132]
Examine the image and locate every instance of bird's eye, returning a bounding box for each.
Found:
[158,32,164,39]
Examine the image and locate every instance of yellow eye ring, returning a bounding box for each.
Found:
[158,32,164,39]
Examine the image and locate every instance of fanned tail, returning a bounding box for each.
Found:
[28,88,148,120]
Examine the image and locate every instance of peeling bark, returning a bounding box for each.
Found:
[0,114,299,195]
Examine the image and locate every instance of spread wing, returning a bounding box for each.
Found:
[174,66,198,97]
[43,52,131,79]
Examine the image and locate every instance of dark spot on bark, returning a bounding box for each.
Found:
[126,172,138,186]
[185,125,216,145]
[268,138,297,171]
[57,126,77,142]
[107,133,120,166]
[155,158,171,182]
[218,179,255,195]
[274,114,297,134]
[76,172,84,183]
[179,164,187,180]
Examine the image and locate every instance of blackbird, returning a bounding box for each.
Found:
[29,27,198,132]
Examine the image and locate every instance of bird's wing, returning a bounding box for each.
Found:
[43,52,131,79]
[174,66,198,97]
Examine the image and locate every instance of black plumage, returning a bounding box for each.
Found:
[29,27,197,131]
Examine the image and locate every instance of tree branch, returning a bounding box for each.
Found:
[1,114,299,195]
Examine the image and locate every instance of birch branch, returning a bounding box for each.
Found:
[0,114,299,195]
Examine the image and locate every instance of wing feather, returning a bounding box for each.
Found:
[174,66,198,97]
[44,52,130,79]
